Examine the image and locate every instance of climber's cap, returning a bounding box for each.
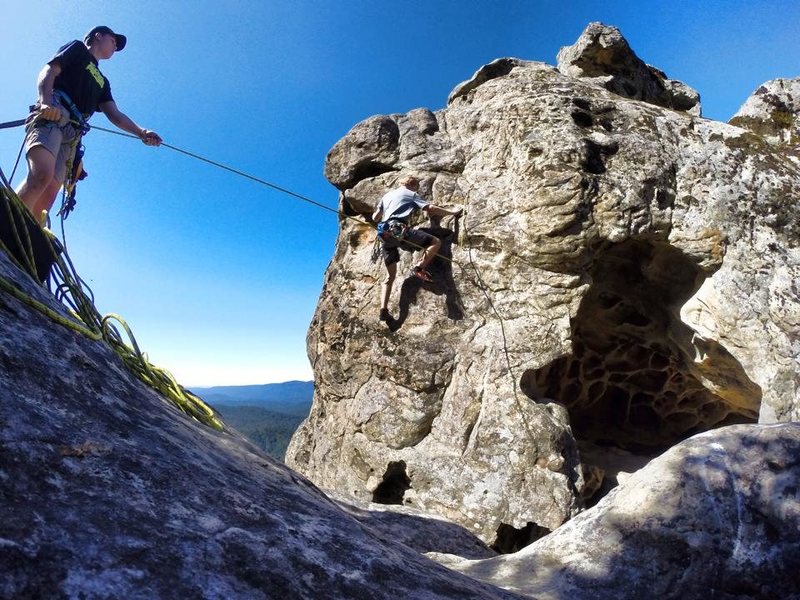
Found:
[84,26,127,51]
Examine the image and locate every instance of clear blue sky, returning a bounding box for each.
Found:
[1,0,798,386]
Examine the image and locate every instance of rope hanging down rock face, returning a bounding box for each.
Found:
[0,179,223,431]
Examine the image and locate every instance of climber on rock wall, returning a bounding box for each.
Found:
[372,175,462,323]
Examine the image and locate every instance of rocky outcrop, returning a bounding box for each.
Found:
[432,423,800,599]
[0,250,523,599]
[557,22,701,116]
[287,23,800,551]
[730,77,800,150]
[448,58,535,105]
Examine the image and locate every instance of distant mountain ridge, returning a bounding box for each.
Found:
[191,380,313,416]
[191,381,314,460]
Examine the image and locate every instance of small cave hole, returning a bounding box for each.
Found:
[491,522,551,554]
[572,98,592,111]
[571,110,594,128]
[582,140,607,174]
[372,461,411,505]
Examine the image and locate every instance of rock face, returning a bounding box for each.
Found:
[730,77,800,150]
[0,250,523,599]
[556,22,701,116]
[434,423,800,599]
[287,22,800,550]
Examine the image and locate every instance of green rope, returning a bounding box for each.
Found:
[0,184,222,431]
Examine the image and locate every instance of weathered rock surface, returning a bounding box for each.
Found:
[327,491,497,560]
[288,22,800,552]
[730,77,800,150]
[0,250,524,599]
[432,423,800,600]
[557,22,701,116]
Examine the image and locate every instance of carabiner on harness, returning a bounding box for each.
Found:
[376,219,408,241]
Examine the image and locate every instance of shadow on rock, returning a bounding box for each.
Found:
[335,499,497,560]
[391,227,464,332]
[439,424,800,599]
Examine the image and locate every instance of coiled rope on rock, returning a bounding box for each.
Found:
[0,178,222,431]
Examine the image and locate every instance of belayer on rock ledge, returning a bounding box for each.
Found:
[372,175,462,323]
[15,25,163,224]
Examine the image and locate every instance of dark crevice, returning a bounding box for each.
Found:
[582,139,617,174]
[571,110,594,128]
[372,461,411,505]
[350,161,397,186]
[491,521,551,554]
[572,98,592,111]
[525,239,761,504]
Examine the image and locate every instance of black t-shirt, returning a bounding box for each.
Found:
[50,40,114,117]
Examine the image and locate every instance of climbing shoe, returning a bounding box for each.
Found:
[379,308,391,322]
[410,266,433,282]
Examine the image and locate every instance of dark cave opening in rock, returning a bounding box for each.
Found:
[492,521,551,554]
[372,461,411,505]
[521,239,762,504]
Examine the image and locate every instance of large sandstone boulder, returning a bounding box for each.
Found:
[433,423,800,599]
[287,23,800,551]
[0,249,523,599]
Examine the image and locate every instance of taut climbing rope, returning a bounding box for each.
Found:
[0,115,533,435]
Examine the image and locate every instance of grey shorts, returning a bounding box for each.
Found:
[23,109,79,184]
[382,228,437,266]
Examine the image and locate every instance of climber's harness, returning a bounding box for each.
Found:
[372,217,410,263]
[376,218,409,241]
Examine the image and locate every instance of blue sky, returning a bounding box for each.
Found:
[1,0,798,386]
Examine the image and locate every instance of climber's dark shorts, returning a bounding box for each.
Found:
[382,228,437,266]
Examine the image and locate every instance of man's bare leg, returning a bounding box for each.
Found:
[418,237,441,270]
[381,262,397,311]
[32,179,63,223]
[16,146,58,221]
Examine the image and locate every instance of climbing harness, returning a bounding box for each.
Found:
[51,90,91,135]
[376,219,408,241]
[47,91,90,219]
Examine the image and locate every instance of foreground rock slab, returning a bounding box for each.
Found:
[433,423,800,600]
[0,250,523,599]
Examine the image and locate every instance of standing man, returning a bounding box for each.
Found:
[16,26,162,223]
[372,175,462,322]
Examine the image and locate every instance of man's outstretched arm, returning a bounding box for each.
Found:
[99,100,162,146]
[424,204,463,218]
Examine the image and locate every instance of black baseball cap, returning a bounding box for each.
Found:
[84,26,127,51]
